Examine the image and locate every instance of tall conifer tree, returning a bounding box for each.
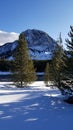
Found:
[12,33,37,87]
[66,26,73,78]
[52,33,66,88]
[66,26,73,51]
[44,63,54,86]
[47,33,66,88]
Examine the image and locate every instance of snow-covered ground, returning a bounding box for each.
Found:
[0,81,73,130]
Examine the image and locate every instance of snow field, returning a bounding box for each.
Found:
[0,81,73,130]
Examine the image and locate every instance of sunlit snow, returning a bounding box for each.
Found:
[0,81,73,130]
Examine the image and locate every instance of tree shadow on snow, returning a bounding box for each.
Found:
[0,89,73,130]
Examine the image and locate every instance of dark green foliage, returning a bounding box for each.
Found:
[11,33,37,87]
[65,56,73,79]
[61,25,73,98]
[33,60,48,72]
[60,80,73,104]
[44,63,49,86]
[52,45,66,87]
[44,33,67,89]
[66,25,73,79]
[57,26,73,98]
[65,96,73,104]
[0,59,12,71]
[53,33,67,87]
[66,26,73,51]
[44,62,54,86]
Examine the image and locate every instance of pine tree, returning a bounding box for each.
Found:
[63,26,73,102]
[66,25,73,78]
[44,33,66,88]
[66,26,73,51]
[44,63,54,86]
[53,46,65,87]
[52,33,66,88]
[44,63,50,86]
[11,33,37,87]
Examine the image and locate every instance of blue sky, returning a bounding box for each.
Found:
[0,0,73,44]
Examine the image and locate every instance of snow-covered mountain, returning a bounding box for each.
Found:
[0,29,56,60]
[0,41,18,60]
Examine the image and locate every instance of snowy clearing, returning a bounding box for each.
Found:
[0,81,73,130]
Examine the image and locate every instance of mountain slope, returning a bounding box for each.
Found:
[0,29,56,60]
[0,41,18,59]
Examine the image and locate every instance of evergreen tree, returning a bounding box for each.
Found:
[66,26,73,51]
[44,63,50,86]
[51,33,66,88]
[44,62,54,86]
[44,33,66,88]
[11,33,37,87]
[62,26,73,103]
[52,46,66,88]
[66,25,73,78]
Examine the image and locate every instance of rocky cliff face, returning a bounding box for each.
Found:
[0,29,57,60]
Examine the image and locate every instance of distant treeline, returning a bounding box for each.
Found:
[0,59,49,72]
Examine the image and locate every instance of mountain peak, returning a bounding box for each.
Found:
[0,29,57,60]
[23,29,56,60]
